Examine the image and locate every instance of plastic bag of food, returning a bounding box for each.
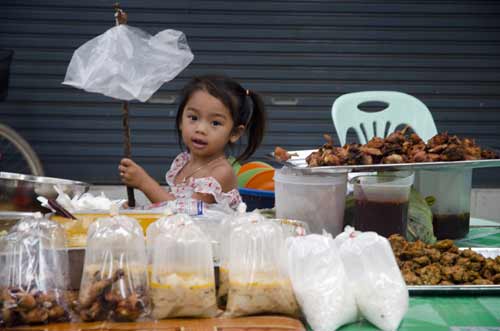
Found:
[145,210,181,263]
[333,226,360,249]
[287,234,358,331]
[0,214,71,327]
[190,201,233,266]
[338,229,408,331]
[149,215,216,318]
[78,213,148,322]
[217,206,265,308]
[225,220,300,317]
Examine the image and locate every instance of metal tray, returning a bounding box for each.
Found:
[269,149,500,173]
[408,247,500,295]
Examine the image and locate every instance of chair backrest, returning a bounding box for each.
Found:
[331,91,438,145]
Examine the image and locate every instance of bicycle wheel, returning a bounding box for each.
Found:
[0,123,44,176]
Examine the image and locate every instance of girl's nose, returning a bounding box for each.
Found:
[195,121,208,134]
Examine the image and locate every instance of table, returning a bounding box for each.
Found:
[10,316,306,331]
[7,221,500,331]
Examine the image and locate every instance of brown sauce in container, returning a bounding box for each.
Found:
[354,200,409,238]
[432,212,470,239]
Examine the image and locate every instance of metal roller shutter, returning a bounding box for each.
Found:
[0,0,499,186]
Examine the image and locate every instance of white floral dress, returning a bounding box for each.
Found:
[165,152,242,209]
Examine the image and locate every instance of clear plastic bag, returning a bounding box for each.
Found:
[78,214,148,322]
[287,234,358,331]
[63,25,193,102]
[145,212,185,264]
[225,220,300,317]
[217,207,264,308]
[192,212,228,266]
[0,214,71,327]
[338,229,408,331]
[149,215,217,319]
[333,225,360,250]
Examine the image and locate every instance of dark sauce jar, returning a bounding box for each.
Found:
[351,172,414,238]
[415,169,472,240]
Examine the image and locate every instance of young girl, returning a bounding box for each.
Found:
[118,75,266,209]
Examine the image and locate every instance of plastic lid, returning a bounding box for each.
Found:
[274,167,347,185]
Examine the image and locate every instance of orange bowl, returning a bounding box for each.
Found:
[245,169,275,190]
[238,161,273,175]
[238,167,270,188]
[256,181,275,191]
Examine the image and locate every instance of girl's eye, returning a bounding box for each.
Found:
[187,114,198,121]
[212,121,222,127]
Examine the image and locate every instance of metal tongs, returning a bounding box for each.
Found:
[47,198,77,220]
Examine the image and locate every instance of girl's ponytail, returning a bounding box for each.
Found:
[236,90,266,162]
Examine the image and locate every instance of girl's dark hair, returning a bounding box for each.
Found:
[175,74,266,162]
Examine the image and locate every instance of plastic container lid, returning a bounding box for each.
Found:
[350,171,414,203]
[274,167,347,185]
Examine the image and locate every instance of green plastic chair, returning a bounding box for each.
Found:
[331,91,437,145]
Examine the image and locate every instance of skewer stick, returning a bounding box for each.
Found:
[114,4,135,207]
[122,101,135,208]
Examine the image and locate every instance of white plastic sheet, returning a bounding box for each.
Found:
[63,25,193,102]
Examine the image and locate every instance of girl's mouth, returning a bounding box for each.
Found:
[191,138,208,149]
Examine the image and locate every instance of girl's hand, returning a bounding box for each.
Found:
[118,158,152,190]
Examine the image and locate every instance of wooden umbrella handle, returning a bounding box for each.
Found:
[122,101,135,208]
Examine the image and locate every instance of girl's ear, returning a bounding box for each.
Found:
[229,124,245,143]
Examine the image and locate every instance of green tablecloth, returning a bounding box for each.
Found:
[316,226,500,331]
[337,297,500,331]
[455,227,500,247]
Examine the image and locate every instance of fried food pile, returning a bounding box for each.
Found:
[389,234,500,286]
[0,288,69,326]
[304,129,498,167]
[77,268,146,322]
[274,146,298,162]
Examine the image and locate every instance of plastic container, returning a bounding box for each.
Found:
[274,167,347,235]
[351,172,414,238]
[239,188,275,211]
[414,168,472,239]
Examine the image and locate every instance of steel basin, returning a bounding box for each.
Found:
[0,172,90,212]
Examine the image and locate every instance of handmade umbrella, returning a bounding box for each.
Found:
[63,4,193,207]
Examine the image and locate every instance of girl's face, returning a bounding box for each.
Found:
[180,90,243,159]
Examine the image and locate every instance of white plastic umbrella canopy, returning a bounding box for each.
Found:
[63,25,194,102]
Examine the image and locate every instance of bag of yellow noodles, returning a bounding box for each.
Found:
[149,214,217,318]
[225,220,300,317]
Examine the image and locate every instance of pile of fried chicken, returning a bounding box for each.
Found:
[275,127,498,166]
[389,234,500,286]
[0,288,69,327]
[77,269,146,322]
